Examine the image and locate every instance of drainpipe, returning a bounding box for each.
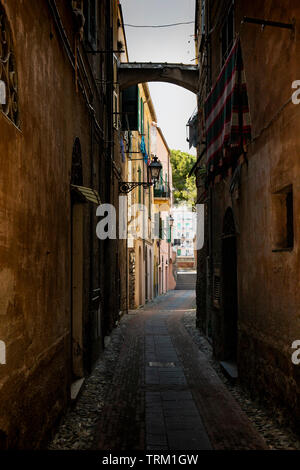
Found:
[102,0,113,338]
[88,111,94,372]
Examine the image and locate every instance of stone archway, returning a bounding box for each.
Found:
[118,63,198,94]
[222,208,238,362]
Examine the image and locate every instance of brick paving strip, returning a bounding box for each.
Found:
[94,291,267,450]
[167,309,267,450]
[94,313,146,450]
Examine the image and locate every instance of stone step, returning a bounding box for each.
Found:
[175,272,196,290]
[219,361,238,383]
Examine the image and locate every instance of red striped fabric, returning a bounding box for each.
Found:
[204,38,251,184]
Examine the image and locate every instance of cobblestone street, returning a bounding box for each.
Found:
[49,290,299,451]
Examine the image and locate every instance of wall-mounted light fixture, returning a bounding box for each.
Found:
[119,155,162,194]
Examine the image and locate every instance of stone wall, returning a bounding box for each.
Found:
[195,0,300,430]
[0,0,116,448]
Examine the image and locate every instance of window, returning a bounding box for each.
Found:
[221,5,234,65]
[0,3,19,127]
[272,185,294,251]
[200,0,206,36]
[121,85,138,130]
[159,216,164,240]
[213,269,221,309]
[83,0,97,48]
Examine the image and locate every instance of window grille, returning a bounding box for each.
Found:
[213,269,221,308]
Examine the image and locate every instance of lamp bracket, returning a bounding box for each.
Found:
[119,181,153,194]
[242,17,295,31]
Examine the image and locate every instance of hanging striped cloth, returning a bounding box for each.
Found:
[204,38,251,184]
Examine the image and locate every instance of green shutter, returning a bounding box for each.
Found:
[167,221,171,243]
[138,167,141,203]
[159,216,164,240]
[138,88,141,133]
[141,98,144,134]
[147,122,150,154]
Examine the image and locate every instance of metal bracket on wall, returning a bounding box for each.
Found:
[119,181,152,194]
[242,17,295,35]
[85,50,125,54]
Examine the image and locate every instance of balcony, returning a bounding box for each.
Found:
[154,183,171,199]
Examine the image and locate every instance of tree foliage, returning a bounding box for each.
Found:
[170,150,197,207]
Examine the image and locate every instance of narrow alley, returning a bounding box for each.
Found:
[0,0,300,455]
[50,290,299,451]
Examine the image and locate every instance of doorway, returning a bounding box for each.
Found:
[145,246,148,302]
[222,208,238,362]
[139,246,143,306]
[71,138,84,380]
[71,202,84,378]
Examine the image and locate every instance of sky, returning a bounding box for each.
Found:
[121,0,197,155]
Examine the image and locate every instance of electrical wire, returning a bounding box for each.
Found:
[124,21,194,28]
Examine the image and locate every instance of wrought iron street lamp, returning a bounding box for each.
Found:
[168,215,174,228]
[119,155,162,194]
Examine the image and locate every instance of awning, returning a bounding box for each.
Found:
[71,184,101,204]
[204,38,251,184]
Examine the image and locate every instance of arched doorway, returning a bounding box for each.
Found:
[222,208,238,362]
[71,138,84,379]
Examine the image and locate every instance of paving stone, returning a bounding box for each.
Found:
[146,434,168,446]
[49,291,292,452]
[167,430,212,450]
[161,391,193,401]
[165,416,204,431]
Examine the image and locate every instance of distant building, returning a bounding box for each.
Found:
[172,206,196,258]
